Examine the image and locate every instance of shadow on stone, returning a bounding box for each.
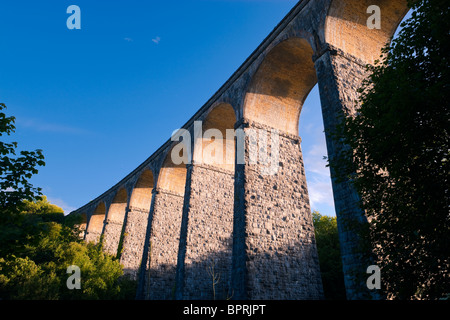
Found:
[139,236,324,300]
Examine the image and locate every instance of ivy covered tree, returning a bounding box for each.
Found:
[333,0,449,299]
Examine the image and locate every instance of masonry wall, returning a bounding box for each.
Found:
[145,190,184,300]
[103,220,125,256]
[232,121,324,300]
[176,164,235,300]
[120,206,151,279]
[85,230,102,244]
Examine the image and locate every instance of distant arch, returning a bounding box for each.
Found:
[243,37,317,135]
[130,169,154,210]
[86,202,106,242]
[103,188,129,255]
[107,188,128,224]
[158,142,188,195]
[194,103,237,172]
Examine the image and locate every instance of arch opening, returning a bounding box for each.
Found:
[194,103,236,172]
[107,188,128,224]
[244,37,317,136]
[130,169,154,211]
[86,202,106,240]
[158,142,188,195]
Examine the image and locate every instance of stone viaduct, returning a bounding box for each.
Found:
[71,0,409,300]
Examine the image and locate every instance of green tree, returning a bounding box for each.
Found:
[1,103,46,258]
[0,197,137,300]
[0,103,45,215]
[312,211,346,300]
[333,0,449,299]
[0,104,136,299]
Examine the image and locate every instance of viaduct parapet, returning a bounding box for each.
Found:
[71,0,409,300]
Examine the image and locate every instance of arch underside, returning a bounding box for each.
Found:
[158,142,189,195]
[195,103,236,172]
[108,188,128,223]
[86,202,106,242]
[244,37,317,136]
[325,0,410,64]
[130,169,154,210]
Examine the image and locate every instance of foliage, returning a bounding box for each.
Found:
[312,211,346,300]
[0,198,137,300]
[332,0,449,299]
[0,103,136,299]
[0,103,45,215]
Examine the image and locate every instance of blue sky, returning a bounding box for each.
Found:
[1,0,337,216]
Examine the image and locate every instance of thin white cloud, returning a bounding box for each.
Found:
[307,178,335,208]
[152,36,161,44]
[124,37,133,42]
[304,141,329,177]
[17,117,91,135]
[47,197,77,215]
[303,138,335,212]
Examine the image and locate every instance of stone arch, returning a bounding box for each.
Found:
[130,169,154,210]
[324,0,410,64]
[193,103,237,172]
[234,36,324,299]
[103,187,129,255]
[143,142,188,299]
[157,142,188,195]
[120,169,155,278]
[243,37,317,135]
[86,202,106,243]
[176,102,237,299]
[107,188,128,223]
